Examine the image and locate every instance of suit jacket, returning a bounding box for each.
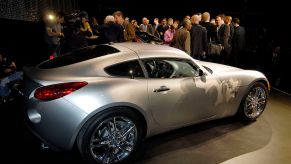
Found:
[172,28,191,54]
[123,21,136,42]
[139,24,154,35]
[153,24,163,38]
[200,21,216,42]
[232,25,246,54]
[190,24,207,56]
[216,24,231,50]
[98,22,124,43]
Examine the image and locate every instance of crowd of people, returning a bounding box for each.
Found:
[0,10,289,101]
[39,10,137,59]
[40,10,250,68]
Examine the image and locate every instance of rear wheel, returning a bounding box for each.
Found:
[77,108,142,164]
[238,82,268,121]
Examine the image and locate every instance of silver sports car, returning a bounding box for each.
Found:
[22,43,269,164]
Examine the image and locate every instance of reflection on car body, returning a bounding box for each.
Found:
[135,31,164,45]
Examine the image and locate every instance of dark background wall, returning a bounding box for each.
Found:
[0,0,78,67]
[0,0,290,92]
[0,0,78,21]
[1,0,288,64]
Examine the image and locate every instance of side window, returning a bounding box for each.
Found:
[105,60,144,78]
[143,58,198,78]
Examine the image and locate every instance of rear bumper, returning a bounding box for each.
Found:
[23,97,87,151]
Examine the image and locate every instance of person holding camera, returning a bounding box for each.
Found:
[62,12,89,52]
[0,52,23,98]
[80,16,93,37]
[46,12,65,57]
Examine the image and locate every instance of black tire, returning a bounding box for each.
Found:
[238,82,268,121]
[77,107,142,164]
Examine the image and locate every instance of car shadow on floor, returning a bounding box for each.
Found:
[0,100,82,164]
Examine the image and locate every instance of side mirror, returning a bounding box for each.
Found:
[197,68,204,77]
[199,69,204,76]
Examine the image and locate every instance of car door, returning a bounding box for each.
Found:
[143,58,218,127]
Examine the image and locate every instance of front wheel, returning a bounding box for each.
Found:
[238,82,268,121]
[77,108,142,164]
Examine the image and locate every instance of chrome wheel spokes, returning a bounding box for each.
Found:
[90,116,137,164]
[244,86,267,119]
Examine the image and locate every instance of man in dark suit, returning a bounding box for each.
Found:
[190,15,208,60]
[232,18,246,67]
[153,18,163,38]
[97,15,124,43]
[200,12,216,43]
[139,17,154,35]
[215,15,232,64]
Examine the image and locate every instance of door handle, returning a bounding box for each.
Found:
[154,86,170,92]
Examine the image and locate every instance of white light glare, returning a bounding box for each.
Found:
[47,14,55,21]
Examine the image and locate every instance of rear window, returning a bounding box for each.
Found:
[105,60,144,78]
[38,45,119,69]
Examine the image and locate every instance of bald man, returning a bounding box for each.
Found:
[190,15,208,60]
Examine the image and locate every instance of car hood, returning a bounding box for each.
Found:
[198,61,242,74]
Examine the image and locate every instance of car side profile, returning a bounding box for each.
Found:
[22,43,269,164]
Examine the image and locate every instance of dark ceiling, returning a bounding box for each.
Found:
[78,0,286,27]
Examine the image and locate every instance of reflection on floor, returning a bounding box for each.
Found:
[136,88,291,164]
[222,88,291,164]
[136,101,272,164]
[0,89,290,164]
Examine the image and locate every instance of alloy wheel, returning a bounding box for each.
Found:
[89,116,138,164]
[243,86,267,119]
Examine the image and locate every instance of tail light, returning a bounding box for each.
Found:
[34,82,88,101]
[49,55,54,60]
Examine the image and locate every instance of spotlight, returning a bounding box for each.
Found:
[47,14,55,21]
